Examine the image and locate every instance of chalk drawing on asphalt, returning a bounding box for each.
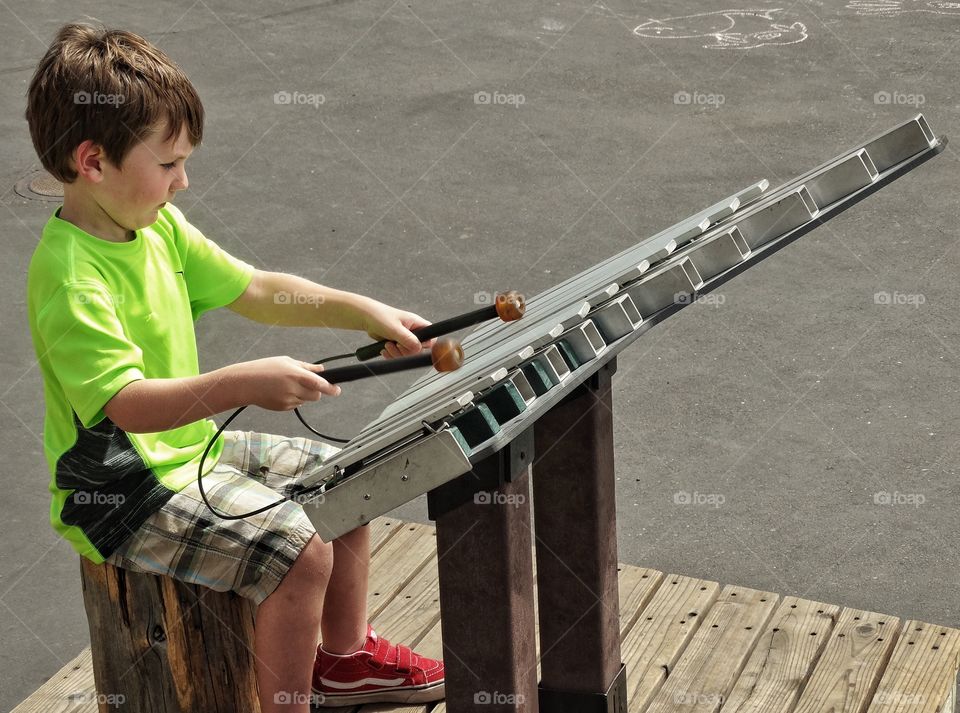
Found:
[632,9,808,50]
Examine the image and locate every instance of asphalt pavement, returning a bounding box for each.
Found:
[2,1,959,709]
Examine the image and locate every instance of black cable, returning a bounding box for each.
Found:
[197,350,354,520]
[293,406,350,444]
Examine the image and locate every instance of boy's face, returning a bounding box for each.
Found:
[96,121,194,231]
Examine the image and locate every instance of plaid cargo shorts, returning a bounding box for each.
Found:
[104,430,341,605]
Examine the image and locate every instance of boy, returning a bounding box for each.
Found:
[25,23,444,711]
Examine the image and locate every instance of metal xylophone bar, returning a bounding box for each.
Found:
[299,114,943,540]
[334,118,920,433]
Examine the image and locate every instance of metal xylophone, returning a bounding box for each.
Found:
[299,113,945,541]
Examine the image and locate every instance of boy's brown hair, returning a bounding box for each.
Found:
[25,23,204,183]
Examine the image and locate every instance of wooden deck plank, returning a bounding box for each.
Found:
[366,523,438,620]
[866,620,960,713]
[792,608,902,713]
[368,517,408,555]
[11,647,98,713]
[722,596,842,713]
[618,565,666,638]
[622,574,722,712]
[643,584,780,713]
[368,535,440,653]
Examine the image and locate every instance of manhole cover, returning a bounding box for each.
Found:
[15,171,64,201]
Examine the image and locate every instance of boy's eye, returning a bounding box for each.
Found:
[161,162,176,170]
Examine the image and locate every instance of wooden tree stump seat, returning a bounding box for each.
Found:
[79,558,261,713]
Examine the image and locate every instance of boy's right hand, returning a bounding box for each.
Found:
[230,356,341,411]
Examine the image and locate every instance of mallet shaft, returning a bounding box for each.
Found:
[355,307,492,361]
[323,352,435,384]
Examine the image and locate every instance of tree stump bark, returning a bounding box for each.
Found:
[79,558,261,713]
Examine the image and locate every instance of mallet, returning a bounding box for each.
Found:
[354,290,525,361]
[325,337,465,384]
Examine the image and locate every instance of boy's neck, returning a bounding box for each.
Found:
[60,190,136,243]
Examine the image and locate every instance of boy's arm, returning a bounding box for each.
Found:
[103,367,242,433]
[227,270,428,356]
[105,270,428,433]
[104,356,336,434]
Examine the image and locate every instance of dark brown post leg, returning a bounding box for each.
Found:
[532,359,627,713]
[428,430,539,713]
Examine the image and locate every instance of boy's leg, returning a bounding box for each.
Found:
[225,431,444,704]
[321,525,370,654]
[232,429,370,653]
[253,525,371,711]
[255,534,333,713]
[104,463,331,712]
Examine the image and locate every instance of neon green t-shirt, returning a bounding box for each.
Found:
[26,204,255,563]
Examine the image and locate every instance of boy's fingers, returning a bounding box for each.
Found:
[400,332,422,354]
[294,362,340,396]
[307,380,340,398]
[318,377,341,396]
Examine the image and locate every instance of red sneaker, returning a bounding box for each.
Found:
[312,625,445,706]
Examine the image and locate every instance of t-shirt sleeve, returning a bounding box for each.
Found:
[167,205,255,321]
[34,283,146,429]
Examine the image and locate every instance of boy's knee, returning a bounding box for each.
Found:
[272,535,333,597]
[297,534,333,575]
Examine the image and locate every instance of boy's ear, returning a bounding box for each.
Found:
[72,140,107,183]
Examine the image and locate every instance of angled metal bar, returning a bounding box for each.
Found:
[806,150,878,207]
[686,226,751,280]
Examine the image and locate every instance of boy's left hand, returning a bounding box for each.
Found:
[362,302,436,359]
